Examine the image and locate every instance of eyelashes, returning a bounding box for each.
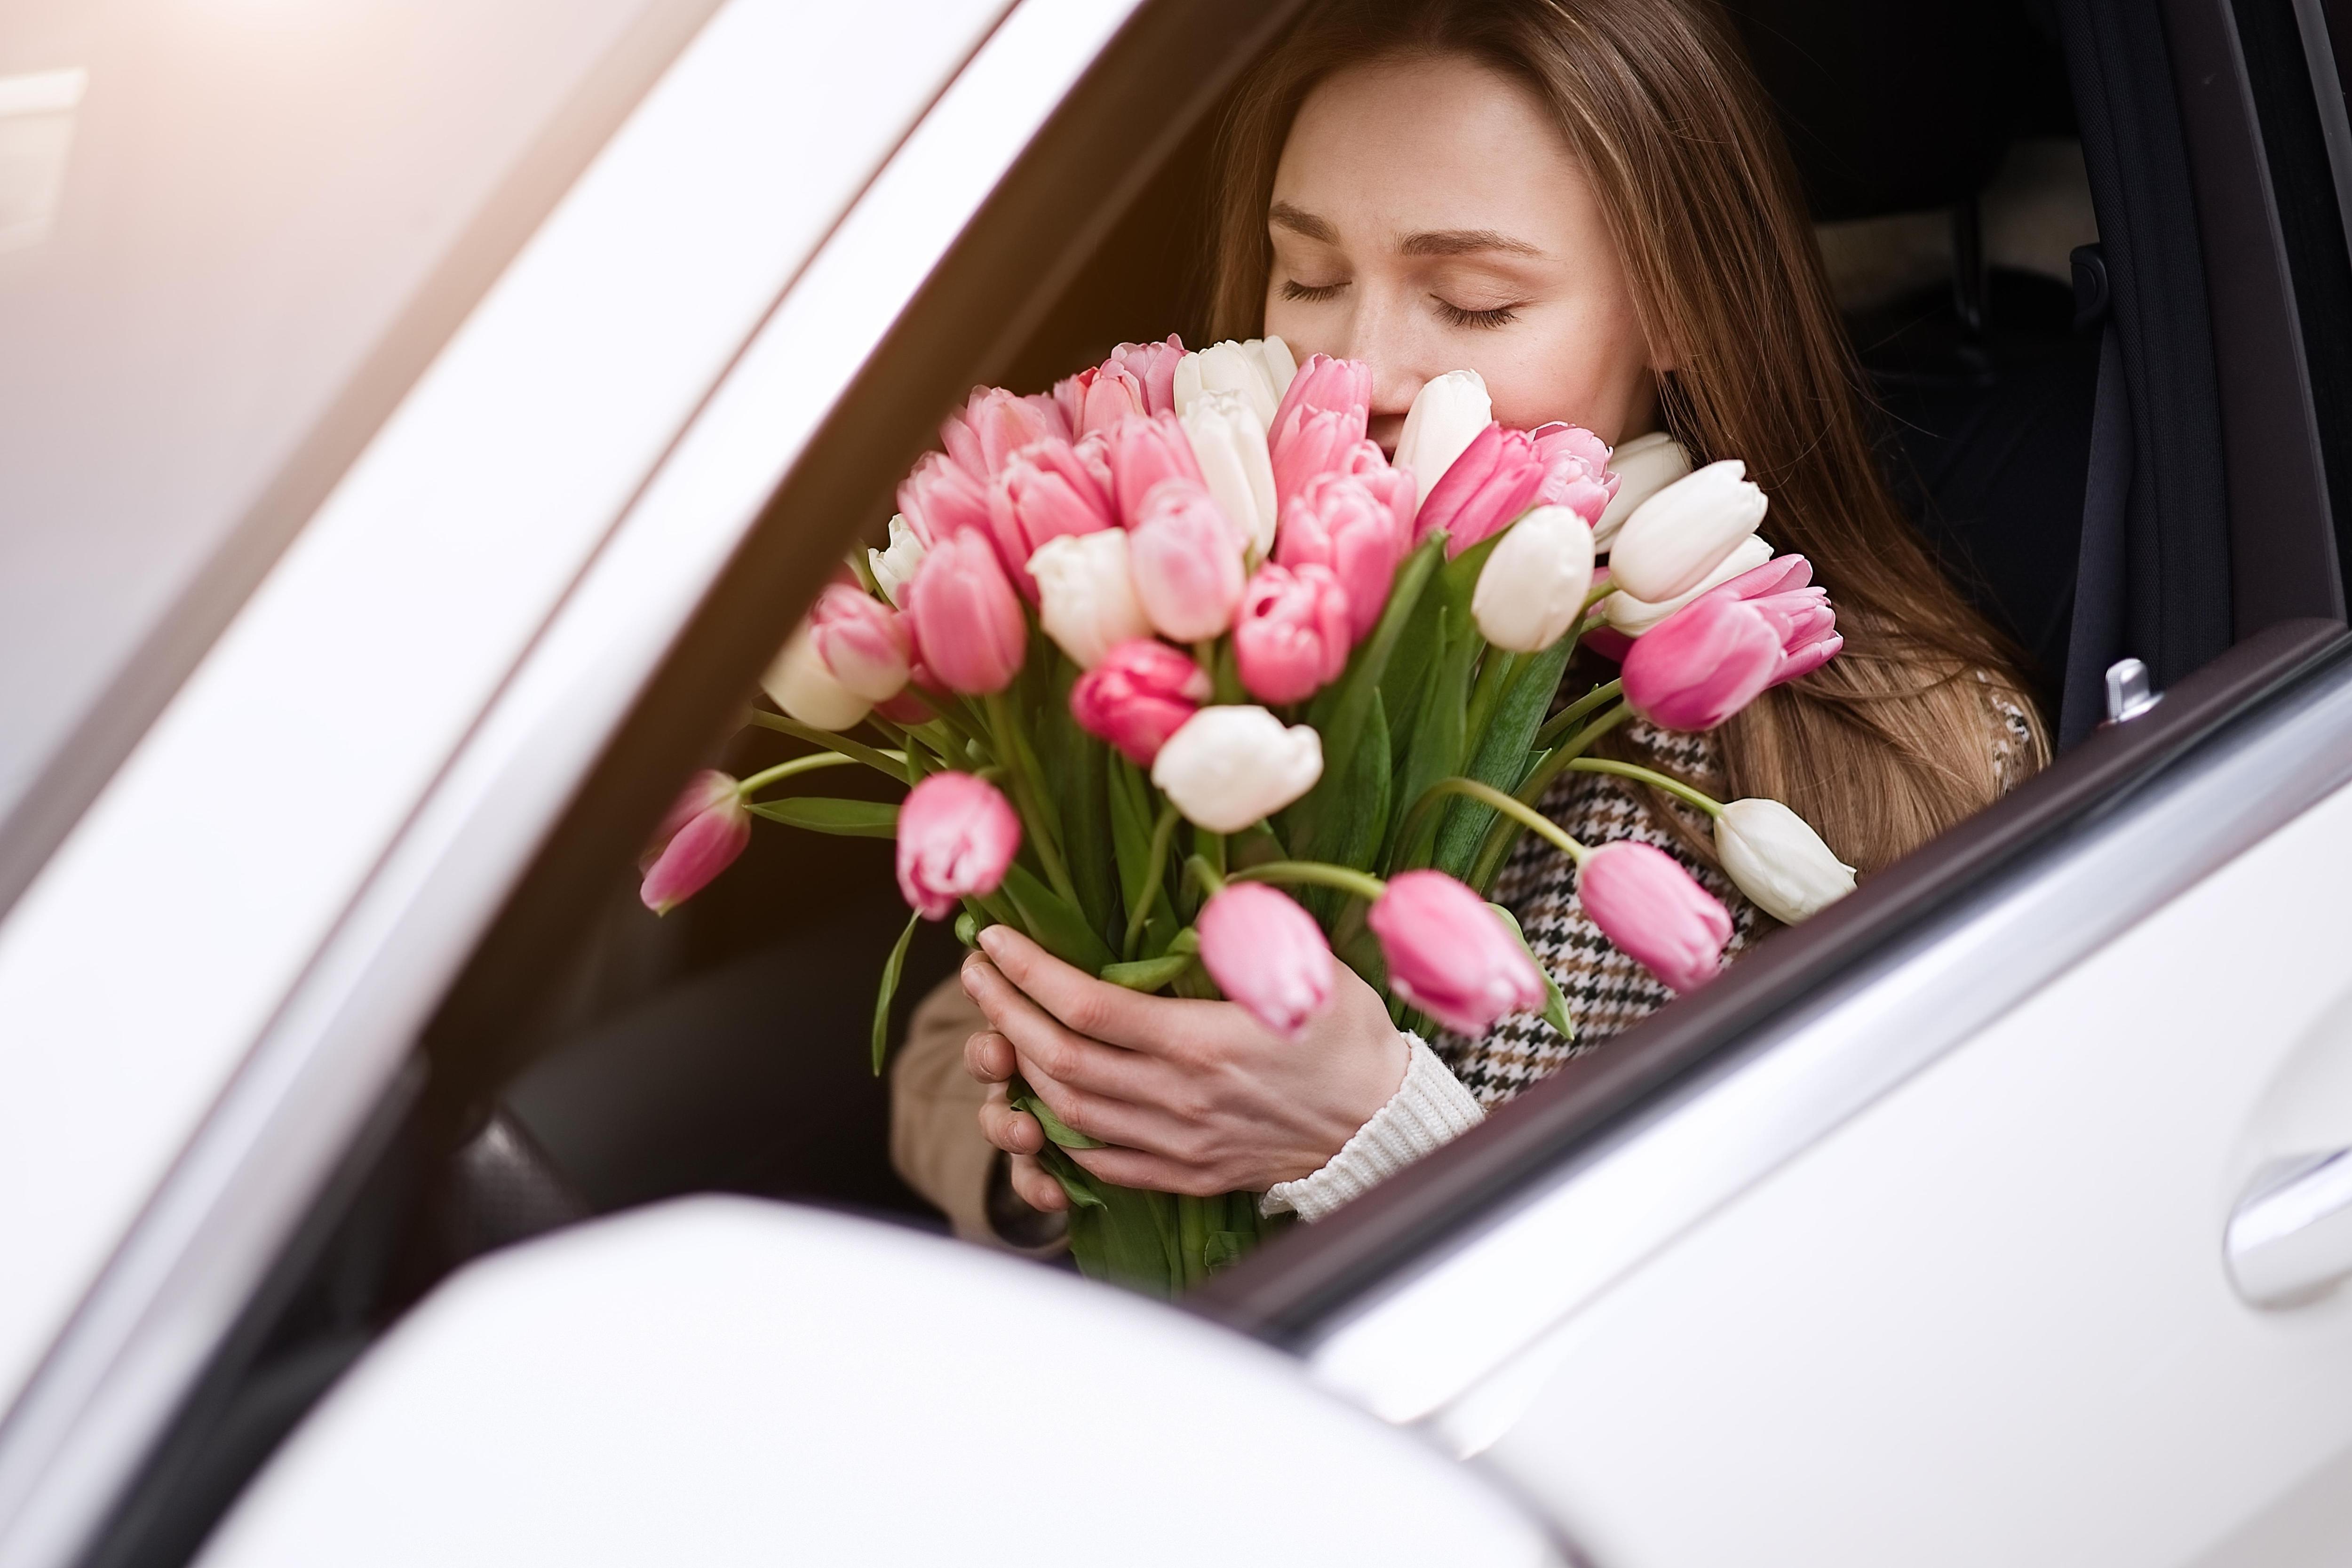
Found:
[1279,277,1522,330]
[1434,299,1519,330]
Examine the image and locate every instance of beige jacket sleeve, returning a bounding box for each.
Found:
[889,973,1066,1255]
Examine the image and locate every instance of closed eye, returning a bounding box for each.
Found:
[1280,278,1347,303]
[1434,297,1520,329]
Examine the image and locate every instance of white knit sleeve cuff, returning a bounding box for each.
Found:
[1261,1033,1484,1224]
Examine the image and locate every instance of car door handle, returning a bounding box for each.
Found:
[2226,1151,2352,1306]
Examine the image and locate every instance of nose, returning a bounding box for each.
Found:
[1339,292,1426,456]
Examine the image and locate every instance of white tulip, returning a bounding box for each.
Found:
[1605,458,1769,602]
[867,514,927,608]
[1592,431,1692,548]
[1181,388,1280,560]
[1151,704,1324,833]
[1173,336,1296,429]
[1713,797,1856,924]
[1471,505,1596,652]
[1604,534,1773,636]
[1394,369,1492,507]
[762,621,869,732]
[1028,529,1151,669]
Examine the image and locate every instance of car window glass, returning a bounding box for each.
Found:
[0,0,663,846]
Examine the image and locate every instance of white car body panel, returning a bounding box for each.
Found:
[1466,775,2352,1567]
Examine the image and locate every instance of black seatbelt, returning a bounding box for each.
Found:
[2059,244,2131,748]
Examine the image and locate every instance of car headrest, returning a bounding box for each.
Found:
[1719,0,2075,222]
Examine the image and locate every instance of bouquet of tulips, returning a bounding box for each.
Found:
[638,333,1855,1296]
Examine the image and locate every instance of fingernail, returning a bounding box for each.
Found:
[977,924,1009,956]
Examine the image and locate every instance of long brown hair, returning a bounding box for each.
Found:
[1208,0,2046,873]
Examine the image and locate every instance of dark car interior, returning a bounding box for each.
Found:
[79,1,2352,1564]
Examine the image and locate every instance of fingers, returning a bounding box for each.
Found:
[976,1082,1041,1157]
[975,926,1189,1054]
[961,954,1169,1106]
[1008,1153,1067,1212]
[1067,1142,1233,1198]
[962,1026,1015,1085]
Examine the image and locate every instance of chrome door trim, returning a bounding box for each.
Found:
[1306,653,2352,1427]
[0,3,1157,1563]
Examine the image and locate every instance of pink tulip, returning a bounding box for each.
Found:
[1530,422,1618,526]
[941,386,1069,481]
[806,582,912,703]
[896,771,1023,920]
[1576,841,1731,992]
[1105,413,1206,526]
[1232,562,1351,704]
[639,770,751,915]
[1415,423,1548,555]
[896,451,993,546]
[1106,334,1185,415]
[1053,362,1147,440]
[987,437,1118,600]
[1367,869,1549,1035]
[1275,468,1413,643]
[1128,478,1246,641]
[1268,353,1372,457]
[1197,882,1336,1040]
[1621,554,1840,729]
[903,528,1027,695]
[1069,637,1211,764]
[1271,406,1375,513]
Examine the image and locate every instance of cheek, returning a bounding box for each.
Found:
[1480,301,1654,441]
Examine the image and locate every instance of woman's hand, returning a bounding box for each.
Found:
[960,923,1407,1212]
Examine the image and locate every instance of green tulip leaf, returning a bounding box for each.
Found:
[744,796,900,837]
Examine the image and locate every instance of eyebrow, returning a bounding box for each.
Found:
[1268,202,1544,260]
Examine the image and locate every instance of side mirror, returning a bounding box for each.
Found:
[195,1197,1565,1567]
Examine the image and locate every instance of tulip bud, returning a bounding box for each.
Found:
[1275,468,1413,643]
[1070,638,1211,765]
[1128,478,1247,642]
[1415,422,1548,556]
[1233,562,1351,703]
[896,771,1023,920]
[987,437,1118,599]
[1619,589,1784,731]
[1530,422,1618,526]
[1592,431,1692,547]
[1576,841,1732,992]
[1151,704,1324,832]
[896,451,992,547]
[1105,412,1206,525]
[1052,362,1147,440]
[1713,797,1855,924]
[1268,354,1372,506]
[1197,882,1337,1040]
[763,618,870,731]
[1269,352,1372,439]
[1394,369,1492,508]
[1271,405,1375,514]
[941,386,1068,481]
[868,515,929,608]
[1106,334,1186,415]
[1603,534,1773,637]
[1367,869,1548,1035]
[903,528,1027,696]
[1605,459,1768,602]
[1471,505,1596,653]
[1173,336,1297,428]
[1029,529,1151,669]
[1181,388,1280,560]
[640,771,752,914]
[806,582,913,703]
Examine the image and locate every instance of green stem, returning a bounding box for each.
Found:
[1228,859,1390,905]
[747,711,908,779]
[1184,853,1228,900]
[1398,776,1587,867]
[736,749,902,799]
[982,689,1080,909]
[1535,678,1623,749]
[1462,650,1519,752]
[1469,700,1636,891]
[1124,804,1182,960]
[1566,757,1724,818]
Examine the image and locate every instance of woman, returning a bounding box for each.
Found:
[894,0,2044,1243]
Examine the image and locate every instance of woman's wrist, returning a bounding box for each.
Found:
[1261,1034,1484,1223]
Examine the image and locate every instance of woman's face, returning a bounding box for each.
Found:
[1264,53,1661,454]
